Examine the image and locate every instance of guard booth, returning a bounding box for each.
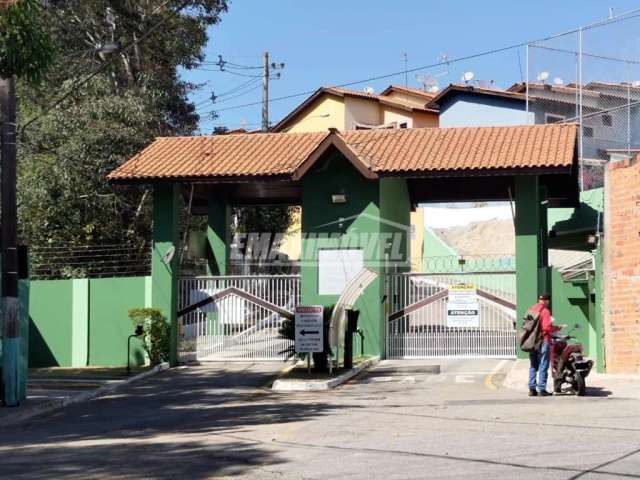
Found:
[108,124,579,365]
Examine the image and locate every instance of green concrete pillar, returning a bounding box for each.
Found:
[71,279,89,367]
[151,184,180,367]
[515,175,543,359]
[18,279,29,401]
[593,245,604,372]
[207,195,230,276]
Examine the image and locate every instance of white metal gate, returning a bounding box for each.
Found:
[386,272,517,358]
[178,275,299,361]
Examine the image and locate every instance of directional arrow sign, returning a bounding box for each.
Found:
[295,305,323,353]
[299,330,320,336]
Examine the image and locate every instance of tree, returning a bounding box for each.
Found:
[16,1,229,259]
[1,0,55,82]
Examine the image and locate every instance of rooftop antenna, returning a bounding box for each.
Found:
[537,71,550,84]
[461,71,475,85]
[416,74,440,93]
[403,52,408,88]
[363,86,375,94]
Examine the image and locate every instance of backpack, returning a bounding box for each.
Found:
[518,308,542,353]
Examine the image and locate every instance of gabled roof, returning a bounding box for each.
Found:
[271,86,438,132]
[108,124,577,183]
[426,84,527,109]
[379,85,437,100]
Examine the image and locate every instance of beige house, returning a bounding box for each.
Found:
[274,85,438,270]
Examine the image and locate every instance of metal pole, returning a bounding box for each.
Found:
[262,51,269,132]
[578,28,584,191]
[525,44,530,123]
[1,75,19,407]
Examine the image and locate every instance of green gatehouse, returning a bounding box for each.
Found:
[108,124,582,367]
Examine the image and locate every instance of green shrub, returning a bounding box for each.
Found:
[128,308,169,366]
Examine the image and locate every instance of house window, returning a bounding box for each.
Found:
[399,122,408,129]
[545,114,565,124]
[602,114,613,127]
[583,126,594,138]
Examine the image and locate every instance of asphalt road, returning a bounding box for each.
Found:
[1,360,639,479]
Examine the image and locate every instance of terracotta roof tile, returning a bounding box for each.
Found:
[108,124,577,182]
[380,85,437,99]
[342,124,576,173]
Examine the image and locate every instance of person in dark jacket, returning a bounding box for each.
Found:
[527,293,556,397]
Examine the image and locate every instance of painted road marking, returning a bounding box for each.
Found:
[455,375,475,383]
[484,360,508,391]
[399,376,415,384]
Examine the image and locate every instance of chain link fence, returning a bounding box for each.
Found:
[527,12,640,190]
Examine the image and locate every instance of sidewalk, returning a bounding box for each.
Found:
[0,364,168,428]
[503,359,640,398]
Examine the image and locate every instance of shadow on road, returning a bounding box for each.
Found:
[0,365,350,479]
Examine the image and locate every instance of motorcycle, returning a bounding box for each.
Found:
[550,324,594,396]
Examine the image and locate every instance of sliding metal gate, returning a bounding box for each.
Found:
[178,275,299,361]
[386,272,517,358]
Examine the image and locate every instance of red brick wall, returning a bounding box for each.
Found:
[603,157,640,374]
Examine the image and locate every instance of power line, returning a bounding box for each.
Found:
[20,0,188,133]
[210,9,640,116]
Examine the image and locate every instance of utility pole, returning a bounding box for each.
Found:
[262,51,269,132]
[260,51,285,132]
[0,74,19,407]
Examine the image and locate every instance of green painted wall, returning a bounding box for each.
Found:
[29,280,74,367]
[300,151,410,358]
[550,268,591,353]
[207,196,230,275]
[89,277,147,367]
[29,277,148,368]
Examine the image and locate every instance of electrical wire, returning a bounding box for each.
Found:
[208,9,640,115]
[21,0,188,133]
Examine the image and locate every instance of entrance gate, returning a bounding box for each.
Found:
[177,275,299,361]
[386,271,517,358]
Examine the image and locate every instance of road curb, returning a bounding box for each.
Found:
[272,356,380,392]
[501,359,529,392]
[0,362,170,429]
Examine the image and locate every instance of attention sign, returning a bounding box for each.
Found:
[294,305,324,353]
[446,284,479,328]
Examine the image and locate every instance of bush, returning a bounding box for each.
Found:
[128,308,169,366]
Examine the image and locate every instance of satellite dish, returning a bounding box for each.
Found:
[416,74,439,92]
[461,71,475,84]
[363,86,375,94]
[162,246,176,265]
[537,71,550,83]
[553,77,564,86]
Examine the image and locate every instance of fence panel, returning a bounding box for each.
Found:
[178,275,300,361]
[386,272,517,359]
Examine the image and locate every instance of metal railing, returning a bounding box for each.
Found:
[386,272,517,359]
[178,275,300,361]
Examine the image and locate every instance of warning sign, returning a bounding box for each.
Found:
[295,305,324,353]
[446,284,479,328]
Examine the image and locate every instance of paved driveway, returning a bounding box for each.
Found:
[1,359,639,479]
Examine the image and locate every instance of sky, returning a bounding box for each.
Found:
[181,0,640,132]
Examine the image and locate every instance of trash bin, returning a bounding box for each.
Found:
[344,309,360,369]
